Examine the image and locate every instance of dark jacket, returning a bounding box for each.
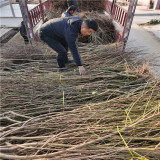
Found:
[40,17,83,66]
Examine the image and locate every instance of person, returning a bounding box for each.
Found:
[67,0,79,12]
[38,17,98,75]
[61,5,77,18]
[20,21,29,44]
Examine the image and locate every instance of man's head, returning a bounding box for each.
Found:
[67,5,77,15]
[81,19,98,36]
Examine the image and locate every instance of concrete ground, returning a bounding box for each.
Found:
[0,3,38,38]
[0,3,38,17]
[125,6,160,79]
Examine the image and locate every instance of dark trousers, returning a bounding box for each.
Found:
[40,32,69,68]
[22,35,29,44]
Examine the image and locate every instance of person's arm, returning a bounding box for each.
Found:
[65,33,86,75]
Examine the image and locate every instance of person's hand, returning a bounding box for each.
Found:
[78,66,86,76]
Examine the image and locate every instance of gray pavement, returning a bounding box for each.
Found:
[0,3,38,39]
[125,6,160,78]
[0,0,9,8]
[0,3,38,27]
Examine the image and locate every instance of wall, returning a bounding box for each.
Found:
[137,0,151,6]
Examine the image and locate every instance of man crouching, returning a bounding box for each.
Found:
[38,17,98,76]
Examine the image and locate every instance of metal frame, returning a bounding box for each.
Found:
[9,0,16,17]
[105,0,138,50]
[19,0,34,43]
[122,0,138,50]
[18,0,50,43]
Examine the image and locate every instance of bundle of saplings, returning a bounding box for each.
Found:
[49,0,105,13]
[79,12,119,44]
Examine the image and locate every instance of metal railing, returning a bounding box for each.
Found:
[29,5,41,27]
[105,0,112,14]
[29,0,50,27]
[105,0,128,40]
[43,0,50,13]
[112,3,127,27]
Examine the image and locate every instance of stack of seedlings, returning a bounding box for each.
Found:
[47,0,105,20]
[0,41,160,159]
[49,0,105,13]
[78,12,119,44]
[0,1,159,159]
